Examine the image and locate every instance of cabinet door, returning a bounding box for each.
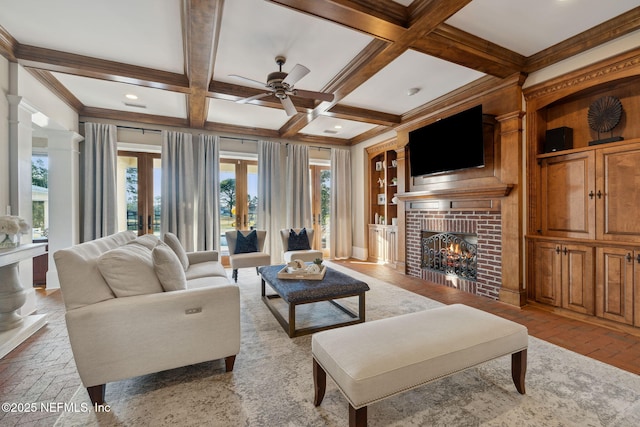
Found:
[385,226,398,266]
[368,225,384,262]
[561,244,594,315]
[541,152,595,239]
[596,247,635,325]
[597,144,640,242]
[534,241,562,306]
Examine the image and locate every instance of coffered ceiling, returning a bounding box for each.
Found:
[1,0,639,145]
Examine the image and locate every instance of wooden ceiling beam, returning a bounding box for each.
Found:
[183,0,224,128]
[0,24,17,61]
[525,7,640,73]
[324,104,400,126]
[412,24,526,79]
[16,45,189,92]
[80,107,189,128]
[25,68,84,111]
[266,0,407,41]
[278,0,472,138]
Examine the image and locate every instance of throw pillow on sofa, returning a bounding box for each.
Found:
[127,233,166,250]
[288,228,311,250]
[163,232,189,271]
[235,229,258,253]
[97,244,164,297]
[152,244,187,292]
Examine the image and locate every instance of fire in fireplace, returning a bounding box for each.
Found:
[421,231,478,281]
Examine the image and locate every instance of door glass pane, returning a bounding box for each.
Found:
[31,154,49,240]
[219,162,236,255]
[152,158,162,236]
[320,169,331,251]
[247,164,258,229]
[117,156,139,233]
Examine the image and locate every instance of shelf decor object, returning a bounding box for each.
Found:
[588,96,624,145]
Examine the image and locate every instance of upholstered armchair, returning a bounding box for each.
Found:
[226,229,270,282]
[280,228,323,263]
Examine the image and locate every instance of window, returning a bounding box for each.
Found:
[220,158,258,255]
[117,152,161,235]
[31,153,49,240]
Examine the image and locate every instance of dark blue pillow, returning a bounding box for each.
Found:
[288,228,311,251]
[235,230,258,254]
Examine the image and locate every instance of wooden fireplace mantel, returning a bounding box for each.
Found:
[396,183,513,202]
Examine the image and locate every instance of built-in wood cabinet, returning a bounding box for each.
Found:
[596,246,639,326]
[368,224,398,266]
[533,240,594,315]
[367,140,400,266]
[524,49,640,331]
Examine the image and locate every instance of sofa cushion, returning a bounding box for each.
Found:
[127,233,165,250]
[97,244,163,297]
[288,228,311,250]
[164,232,189,271]
[187,275,232,289]
[152,244,187,291]
[234,229,258,254]
[186,260,228,281]
[53,231,137,310]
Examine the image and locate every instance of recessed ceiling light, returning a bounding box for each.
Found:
[125,94,138,100]
[334,125,342,129]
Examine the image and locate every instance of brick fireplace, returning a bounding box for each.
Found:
[406,209,503,299]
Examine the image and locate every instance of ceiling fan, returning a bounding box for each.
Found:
[230,56,334,116]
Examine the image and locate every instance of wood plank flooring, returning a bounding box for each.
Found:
[1,262,638,426]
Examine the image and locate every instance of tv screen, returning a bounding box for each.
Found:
[408,105,485,177]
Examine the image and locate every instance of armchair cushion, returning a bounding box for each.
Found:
[234,229,258,254]
[152,245,187,292]
[164,232,189,271]
[288,228,311,250]
[97,244,163,297]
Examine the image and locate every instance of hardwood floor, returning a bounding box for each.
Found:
[1,262,638,426]
[332,259,640,375]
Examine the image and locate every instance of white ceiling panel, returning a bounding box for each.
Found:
[207,98,290,130]
[447,0,640,57]
[214,0,374,92]
[52,73,187,118]
[341,49,485,115]
[300,116,378,140]
[0,0,184,73]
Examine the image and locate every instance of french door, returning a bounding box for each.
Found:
[311,165,330,256]
[220,158,258,256]
[117,152,161,235]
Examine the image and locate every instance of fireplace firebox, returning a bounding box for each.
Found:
[421,231,478,281]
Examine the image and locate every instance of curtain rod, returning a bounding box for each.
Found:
[80,122,333,151]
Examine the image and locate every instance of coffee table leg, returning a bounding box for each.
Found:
[289,303,296,337]
[261,278,266,297]
[359,293,366,322]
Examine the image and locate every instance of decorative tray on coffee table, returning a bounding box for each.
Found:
[277,265,327,280]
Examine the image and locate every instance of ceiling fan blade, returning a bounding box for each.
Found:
[237,92,272,104]
[229,74,268,88]
[282,64,310,86]
[280,96,297,116]
[293,89,334,103]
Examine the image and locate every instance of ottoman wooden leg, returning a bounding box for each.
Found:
[313,358,326,406]
[349,404,367,427]
[511,349,527,394]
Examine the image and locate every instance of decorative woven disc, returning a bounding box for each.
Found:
[587,96,622,133]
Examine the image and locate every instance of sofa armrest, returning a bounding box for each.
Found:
[187,250,219,264]
[65,284,240,387]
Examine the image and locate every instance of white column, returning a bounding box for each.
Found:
[7,95,37,315]
[46,130,82,289]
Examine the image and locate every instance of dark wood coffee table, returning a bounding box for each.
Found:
[258,265,370,337]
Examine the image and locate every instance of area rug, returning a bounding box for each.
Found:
[55,262,640,426]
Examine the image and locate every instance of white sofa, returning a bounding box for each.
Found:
[54,231,240,405]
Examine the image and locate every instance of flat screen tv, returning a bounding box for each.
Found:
[408,105,485,177]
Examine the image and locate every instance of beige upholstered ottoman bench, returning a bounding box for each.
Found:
[312,304,528,427]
